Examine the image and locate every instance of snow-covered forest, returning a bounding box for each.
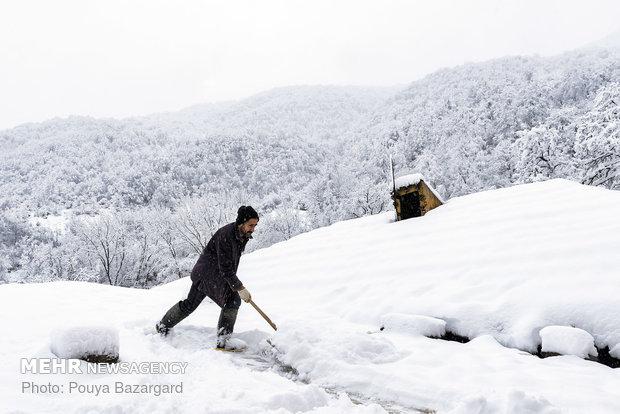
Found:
[1,43,619,287]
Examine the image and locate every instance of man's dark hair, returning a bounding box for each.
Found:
[236,206,259,225]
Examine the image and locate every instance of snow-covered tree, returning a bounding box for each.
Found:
[73,214,130,286]
[574,82,620,189]
[513,126,565,182]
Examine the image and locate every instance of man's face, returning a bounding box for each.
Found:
[239,218,259,239]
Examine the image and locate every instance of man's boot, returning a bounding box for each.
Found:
[156,302,187,336]
[216,307,244,350]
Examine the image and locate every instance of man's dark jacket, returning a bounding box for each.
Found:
[190,222,248,308]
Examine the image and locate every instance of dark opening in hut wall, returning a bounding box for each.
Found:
[400,191,422,219]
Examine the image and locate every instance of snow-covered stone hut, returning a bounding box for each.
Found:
[392,174,444,221]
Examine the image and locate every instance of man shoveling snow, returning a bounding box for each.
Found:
[155,206,259,351]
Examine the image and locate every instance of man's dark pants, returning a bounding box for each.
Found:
[159,281,241,345]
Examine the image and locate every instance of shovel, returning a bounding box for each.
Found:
[249,299,277,331]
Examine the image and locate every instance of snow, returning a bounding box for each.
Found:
[380,313,446,337]
[2,178,620,413]
[539,326,597,358]
[222,337,248,350]
[28,209,72,235]
[394,173,424,189]
[50,326,119,360]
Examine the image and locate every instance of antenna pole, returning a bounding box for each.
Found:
[390,155,396,195]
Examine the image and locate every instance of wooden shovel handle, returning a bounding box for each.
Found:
[249,299,277,331]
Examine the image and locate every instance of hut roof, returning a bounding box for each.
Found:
[395,173,445,204]
[395,173,424,189]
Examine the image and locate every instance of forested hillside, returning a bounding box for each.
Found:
[0,85,394,213]
[1,44,619,287]
[0,86,395,286]
[363,48,620,198]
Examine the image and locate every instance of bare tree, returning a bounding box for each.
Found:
[75,214,128,286]
[172,193,238,255]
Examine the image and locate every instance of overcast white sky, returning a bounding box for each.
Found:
[1,0,620,130]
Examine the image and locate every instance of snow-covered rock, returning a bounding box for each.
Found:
[50,326,119,362]
[380,313,446,337]
[539,326,597,358]
[610,343,620,359]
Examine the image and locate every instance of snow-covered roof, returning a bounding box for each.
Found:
[394,173,424,189]
[394,173,445,204]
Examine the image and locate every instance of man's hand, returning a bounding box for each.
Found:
[238,287,251,303]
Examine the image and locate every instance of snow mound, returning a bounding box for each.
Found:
[223,337,247,350]
[264,385,329,412]
[50,326,119,361]
[610,343,620,359]
[539,326,597,358]
[380,313,446,337]
[448,390,562,414]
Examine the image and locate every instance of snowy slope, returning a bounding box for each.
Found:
[2,179,620,413]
